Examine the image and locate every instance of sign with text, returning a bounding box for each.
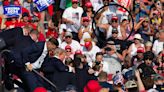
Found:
[4,6,21,17]
[33,0,54,11]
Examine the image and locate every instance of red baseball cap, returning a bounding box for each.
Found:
[34,87,47,92]
[85,41,92,48]
[85,2,92,8]
[65,45,72,50]
[83,17,89,21]
[75,50,83,55]
[112,16,118,20]
[137,47,145,53]
[84,80,102,92]
[72,0,78,3]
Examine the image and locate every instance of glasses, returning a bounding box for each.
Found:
[112,32,118,34]
[72,2,78,4]
[83,20,89,22]
[65,36,71,38]
[144,21,149,23]
[66,50,71,52]
[112,20,118,23]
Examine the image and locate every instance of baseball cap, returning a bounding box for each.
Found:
[137,47,145,53]
[85,2,92,8]
[112,73,124,85]
[65,32,73,38]
[120,16,128,22]
[125,80,137,89]
[111,16,118,20]
[22,12,29,17]
[65,45,71,50]
[85,41,92,48]
[75,50,83,55]
[84,80,102,92]
[112,28,118,33]
[134,34,142,40]
[72,0,78,3]
[83,16,89,21]
[33,87,47,92]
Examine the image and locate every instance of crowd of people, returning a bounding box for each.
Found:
[0,0,164,92]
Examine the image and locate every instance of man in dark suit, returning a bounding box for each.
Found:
[41,48,76,91]
[20,38,59,92]
[0,26,32,50]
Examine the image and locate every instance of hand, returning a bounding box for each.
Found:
[88,68,95,74]
[135,69,140,78]
[26,64,33,71]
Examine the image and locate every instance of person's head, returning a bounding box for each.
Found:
[72,0,78,8]
[29,30,39,42]
[84,80,102,92]
[137,47,145,59]
[144,51,154,66]
[142,18,149,27]
[123,55,132,68]
[125,80,138,92]
[158,30,164,41]
[84,41,93,51]
[65,57,74,67]
[23,25,32,36]
[145,41,152,51]
[111,16,119,28]
[142,77,154,90]
[121,16,129,25]
[22,12,29,22]
[82,16,90,27]
[65,45,72,54]
[47,38,59,51]
[33,87,47,92]
[98,71,108,82]
[96,52,103,62]
[53,48,66,61]
[103,0,109,5]
[133,34,142,44]
[74,56,83,69]
[65,32,73,44]
[111,28,118,39]
[113,73,124,88]
[85,2,93,12]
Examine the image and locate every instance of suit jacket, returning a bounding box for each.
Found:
[0,27,24,49]
[21,42,45,65]
[41,57,76,91]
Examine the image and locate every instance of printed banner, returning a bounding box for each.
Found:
[3,6,21,17]
[33,0,54,11]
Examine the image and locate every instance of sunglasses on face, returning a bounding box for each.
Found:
[66,50,71,52]
[112,20,118,23]
[72,2,78,4]
[112,32,118,34]
[65,36,71,38]
[144,21,149,23]
[83,20,89,22]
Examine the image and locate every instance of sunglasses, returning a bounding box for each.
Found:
[144,21,149,23]
[112,32,118,34]
[83,20,89,22]
[65,36,71,38]
[112,20,118,23]
[66,50,71,52]
[72,2,78,4]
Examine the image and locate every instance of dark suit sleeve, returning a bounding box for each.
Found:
[21,42,43,65]
[54,59,69,72]
[42,58,69,73]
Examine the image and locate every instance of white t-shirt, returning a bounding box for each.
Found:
[90,0,103,12]
[101,9,115,24]
[152,40,164,55]
[106,25,122,39]
[81,45,100,67]
[60,40,81,53]
[62,7,83,33]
